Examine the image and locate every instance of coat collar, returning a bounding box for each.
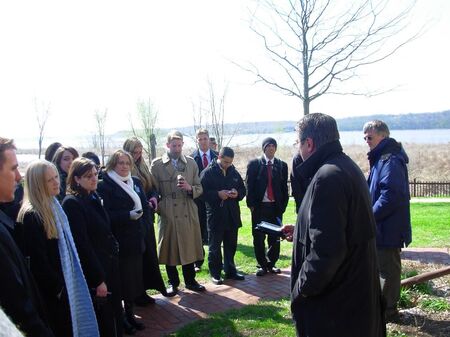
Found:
[162,152,188,164]
[0,209,14,231]
[298,140,343,181]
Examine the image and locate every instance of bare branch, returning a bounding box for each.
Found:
[246,0,419,115]
[34,97,51,159]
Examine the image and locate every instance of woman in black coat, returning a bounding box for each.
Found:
[123,137,171,305]
[97,150,149,334]
[62,158,122,337]
[17,160,99,337]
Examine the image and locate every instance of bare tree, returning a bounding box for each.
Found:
[34,98,51,159]
[246,0,418,115]
[94,108,108,165]
[130,98,159,160]
[191,80,239,151]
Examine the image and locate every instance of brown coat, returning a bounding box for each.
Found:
[150,153,204,265]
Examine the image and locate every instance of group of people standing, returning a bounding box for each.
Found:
[0,113,412,337]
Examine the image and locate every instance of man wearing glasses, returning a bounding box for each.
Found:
[363,120,412,322]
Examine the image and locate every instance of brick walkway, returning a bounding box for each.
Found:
[135,247,449,337]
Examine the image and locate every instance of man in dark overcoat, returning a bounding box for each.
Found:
[0,137,54,337]
[200,147,246,284]
[190,128,218,272]
[245,137,288,276]
[283,114,385,337]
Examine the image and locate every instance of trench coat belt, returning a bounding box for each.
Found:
[161,192,184,199]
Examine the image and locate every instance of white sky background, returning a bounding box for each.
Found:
[0,0,449,141]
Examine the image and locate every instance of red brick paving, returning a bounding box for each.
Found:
[134,247,449,337]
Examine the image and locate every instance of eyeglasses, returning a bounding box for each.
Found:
[364,136,373,141]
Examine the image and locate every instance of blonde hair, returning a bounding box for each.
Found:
[17,160,59,239]
[123,137,154,193]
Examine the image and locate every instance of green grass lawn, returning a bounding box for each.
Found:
[408,202,450,248]
[168,298,296,337]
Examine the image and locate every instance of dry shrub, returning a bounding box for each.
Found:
[230,143,450,181]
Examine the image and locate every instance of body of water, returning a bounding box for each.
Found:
[15,128,450,165]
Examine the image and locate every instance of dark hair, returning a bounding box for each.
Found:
[219,146,234,158]
[296,113,340,149]
[81,151,101,166]
[44,142,62,161]
[0,137,16,168]
[67,157,97,195]
[52,146,79,169]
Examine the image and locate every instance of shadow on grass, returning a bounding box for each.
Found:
[169,302,294,337]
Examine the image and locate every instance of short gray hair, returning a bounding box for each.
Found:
[296,113,340,149]
[363,120,390,137]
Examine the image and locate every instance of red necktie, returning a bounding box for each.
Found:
[202,153,208,169]
[267,160,274,201]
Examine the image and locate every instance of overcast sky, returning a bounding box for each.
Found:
[0,0,449,141]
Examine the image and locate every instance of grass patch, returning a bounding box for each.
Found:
[387,331,408,337]
[409,202,450,247]
[419,298,450,312]
[168,298,296,337]
[399,288,415,308]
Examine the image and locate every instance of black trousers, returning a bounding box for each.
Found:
[208,227,238,278]
[165,263,196,287]
[251,203,280,269]
[194,199,208,269]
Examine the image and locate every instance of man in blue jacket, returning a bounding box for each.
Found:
[364,120,412,322]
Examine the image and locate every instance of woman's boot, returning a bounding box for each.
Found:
[124,301,145,331]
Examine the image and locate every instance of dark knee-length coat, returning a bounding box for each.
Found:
[62,192,122,337]
[291,140,385,337]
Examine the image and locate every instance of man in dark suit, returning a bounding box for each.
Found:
[0,137,54,337]
[246,137,289,276]
[191,129,218,272]
[290,153,304,213]
[200,147,246,284]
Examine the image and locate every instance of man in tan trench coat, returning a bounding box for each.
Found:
[150,130,206,293]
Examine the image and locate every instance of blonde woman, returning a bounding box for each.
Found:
[123,138,171,306]
[17,160,98,337]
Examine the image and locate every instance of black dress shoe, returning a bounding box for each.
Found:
[134,292,155,307]
[256,267,267,276]
[211,276,224,285]
[127,316,145,331]
[269,267,281,274]
[123,317,137,335]
[225,273,245,280]
[185,282,206,292]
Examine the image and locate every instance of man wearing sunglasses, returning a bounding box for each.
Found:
[363,120,412,323]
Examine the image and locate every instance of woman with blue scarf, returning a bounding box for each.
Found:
[17,160,99,337]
